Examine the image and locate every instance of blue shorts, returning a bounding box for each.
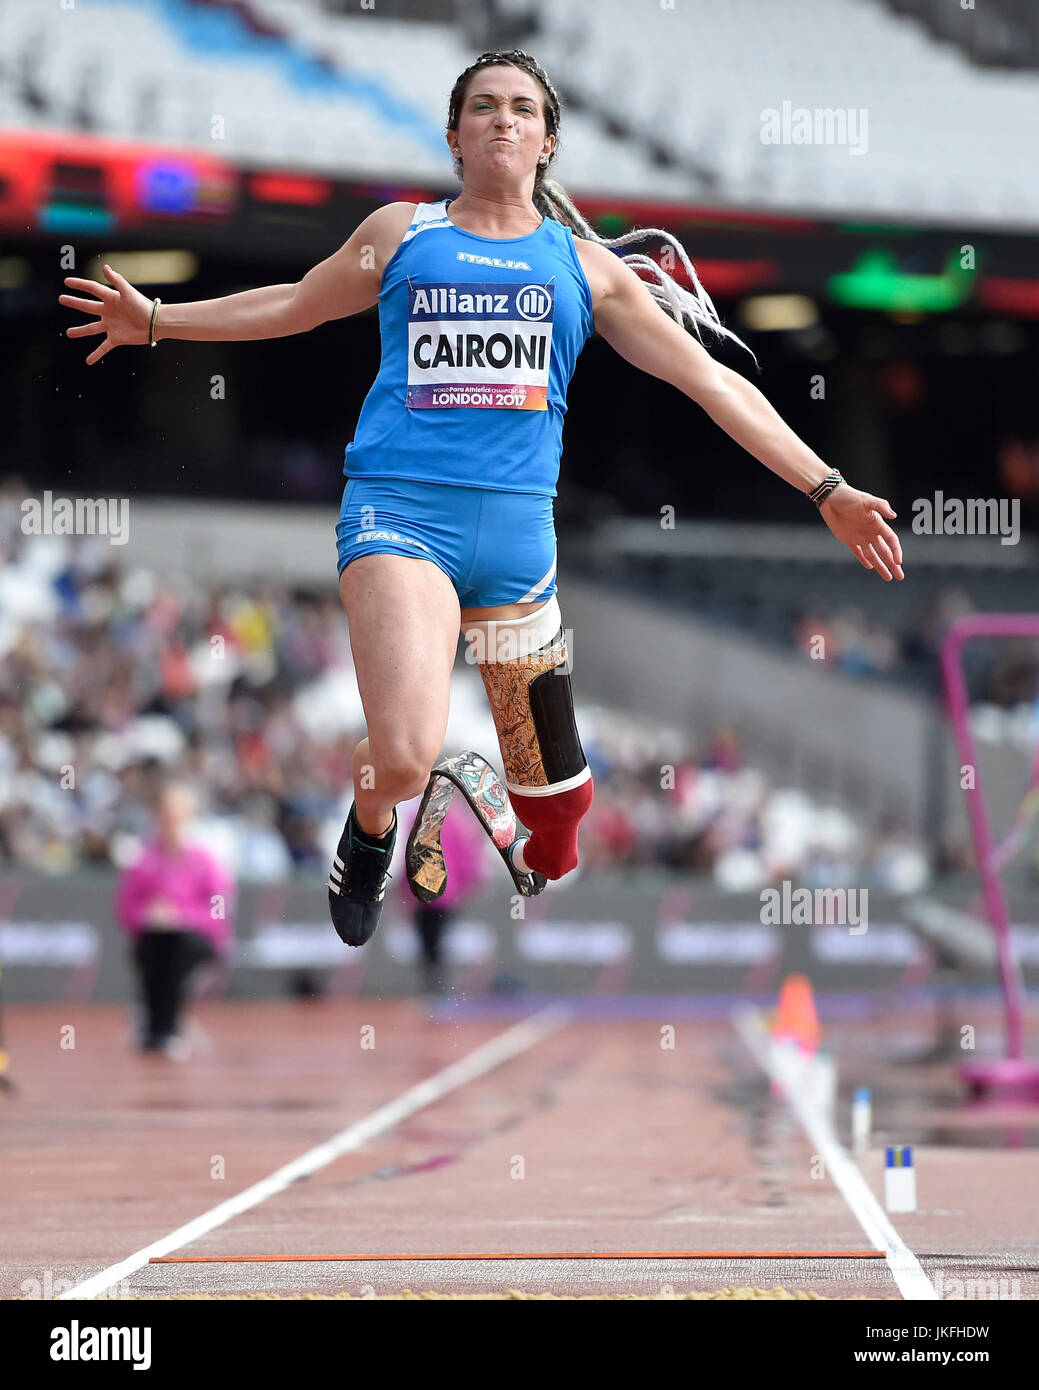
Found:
[335,477,558,608]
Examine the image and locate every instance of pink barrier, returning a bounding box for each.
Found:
[939,614,1039,1095]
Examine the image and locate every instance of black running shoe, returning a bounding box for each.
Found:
[328,803,397,947]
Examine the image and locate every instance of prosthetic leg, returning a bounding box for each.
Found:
[405,749,546,902]
[464,596,594,880]
[404,598,593,903]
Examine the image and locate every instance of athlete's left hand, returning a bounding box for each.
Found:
[818,485,904,580]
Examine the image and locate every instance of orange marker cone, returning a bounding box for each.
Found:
[770,974,821,1097]
[771,973,821,1052]
[0,965,13,1093]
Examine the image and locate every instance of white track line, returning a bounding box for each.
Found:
[732,1005,937,1301]
[59,1003,572,1300]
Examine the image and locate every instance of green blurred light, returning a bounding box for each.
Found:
[837,224,921,236]
[828,249,975,312]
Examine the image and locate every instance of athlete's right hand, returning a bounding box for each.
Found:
[59,264,154,365]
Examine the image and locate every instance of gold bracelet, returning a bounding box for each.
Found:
[149,297,162,347]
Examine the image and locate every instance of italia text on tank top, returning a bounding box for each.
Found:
[343,197,595,497]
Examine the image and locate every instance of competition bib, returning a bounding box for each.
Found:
[406,281,553,410]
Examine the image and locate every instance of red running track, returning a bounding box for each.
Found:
[1,998,1037,1299]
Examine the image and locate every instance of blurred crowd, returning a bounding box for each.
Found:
[579,726,931,893]
[792,594,1039,704]
[0,480,357,878]
[0,479,936,892]
[792,607,906,678]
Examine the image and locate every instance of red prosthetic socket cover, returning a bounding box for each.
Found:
[510,776,595,879]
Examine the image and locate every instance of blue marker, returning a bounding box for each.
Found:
[884,1144,917,1211]
[852,1086,871,1153]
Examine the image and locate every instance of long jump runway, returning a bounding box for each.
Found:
[2,998,1036,1299]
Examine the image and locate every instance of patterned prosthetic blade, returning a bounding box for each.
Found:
[404,773,455,902]
[431,751,544,898]
[441,751,517,851]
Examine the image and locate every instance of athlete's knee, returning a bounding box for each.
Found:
[463,595,593,880]
[361,741,436,801]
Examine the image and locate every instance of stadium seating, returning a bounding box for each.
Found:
[526,0,1039,223]
[0,0,690,195]
[571,528,1038,691]
[7,0,1037,220]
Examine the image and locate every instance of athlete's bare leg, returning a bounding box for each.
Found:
[339,555,461,837]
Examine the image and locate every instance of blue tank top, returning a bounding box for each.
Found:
[343,197,595,497]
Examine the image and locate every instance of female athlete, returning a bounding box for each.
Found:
[59,50,904,950]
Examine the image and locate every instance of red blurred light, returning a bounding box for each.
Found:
[635,256,778,296]
[977,275,1039,317]
[248,173,333,206]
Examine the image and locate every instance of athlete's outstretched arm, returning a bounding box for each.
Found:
[58,202,416,366]
[588,245,903,581]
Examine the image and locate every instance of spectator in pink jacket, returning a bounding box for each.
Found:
[115,781,234,1058]
[398,796,490,995]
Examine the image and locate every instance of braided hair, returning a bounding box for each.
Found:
[447,49,754,359]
